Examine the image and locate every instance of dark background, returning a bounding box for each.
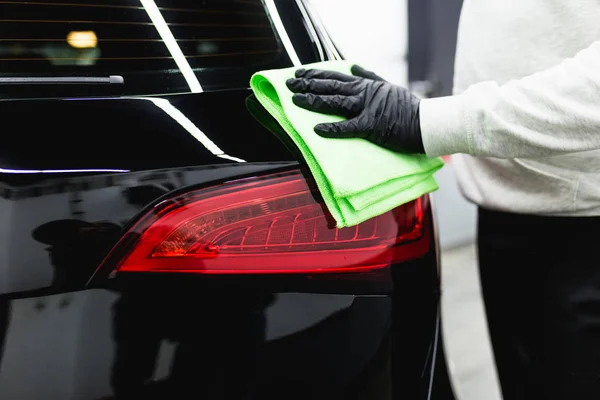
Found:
[408,0,463,96]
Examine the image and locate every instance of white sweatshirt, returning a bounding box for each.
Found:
[420,0,600,215]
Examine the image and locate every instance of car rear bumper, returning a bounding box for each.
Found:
[0,276,454,400]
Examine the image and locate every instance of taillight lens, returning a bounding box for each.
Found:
[101,170,430,275]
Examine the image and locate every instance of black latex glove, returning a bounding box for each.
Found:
[286,65,424,154]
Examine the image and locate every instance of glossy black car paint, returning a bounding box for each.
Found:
[0,91,455,400]
[0,4,456,400]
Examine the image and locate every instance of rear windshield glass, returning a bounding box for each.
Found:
[0,0,312,94]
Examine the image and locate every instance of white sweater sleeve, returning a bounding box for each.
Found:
[420,41,600,158]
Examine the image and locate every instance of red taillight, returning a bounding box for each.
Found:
[102,170,430,275]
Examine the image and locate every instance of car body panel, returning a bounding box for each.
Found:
[0,1,456,399]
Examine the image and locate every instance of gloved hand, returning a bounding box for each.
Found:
[286,65,424,154]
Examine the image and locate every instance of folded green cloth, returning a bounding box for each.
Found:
[250,61,444,228]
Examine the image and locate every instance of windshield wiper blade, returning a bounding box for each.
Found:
[0,76,124,85]
[0,76,125,98]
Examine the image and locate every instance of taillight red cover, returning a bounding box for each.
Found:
[105,170,430,275]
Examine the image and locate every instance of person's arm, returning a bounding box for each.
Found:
[421,41,600,158]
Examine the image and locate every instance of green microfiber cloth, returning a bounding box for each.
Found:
[250,60,444,228]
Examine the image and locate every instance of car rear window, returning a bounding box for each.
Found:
[0,0,311,95]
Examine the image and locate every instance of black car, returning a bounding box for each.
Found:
[0,1,456,399]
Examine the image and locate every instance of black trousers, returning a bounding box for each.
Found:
[478,208,600,400]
